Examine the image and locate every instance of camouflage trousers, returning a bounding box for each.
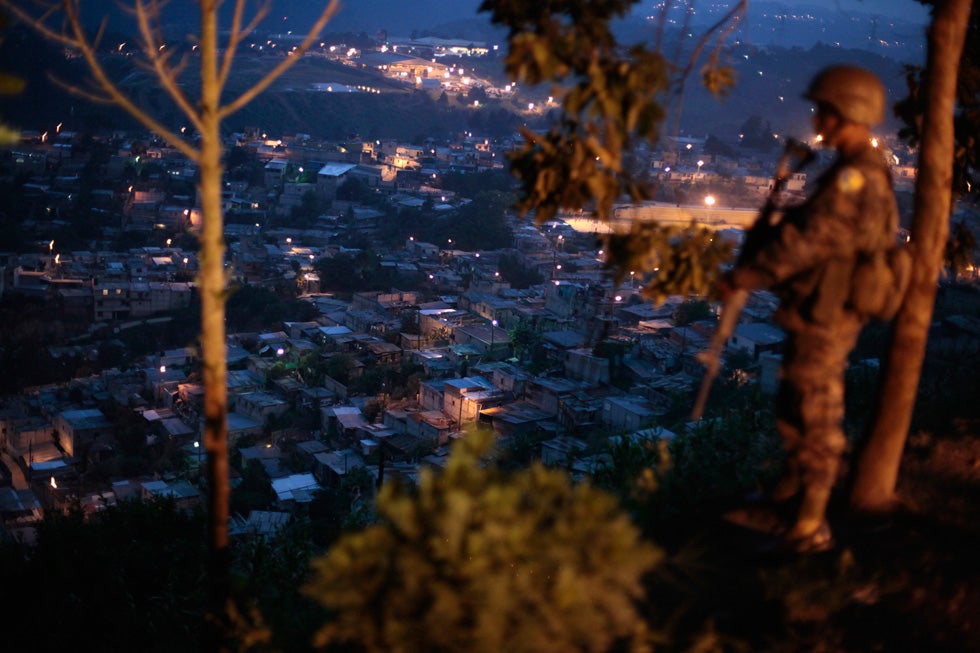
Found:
[775,316,863,496]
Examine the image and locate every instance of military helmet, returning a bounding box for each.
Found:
[805,65,887,126]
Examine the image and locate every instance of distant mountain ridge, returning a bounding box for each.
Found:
[2,2,924,140]
[68,0,487,38]
[64,1,925,62]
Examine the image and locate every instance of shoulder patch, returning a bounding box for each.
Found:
[837,167,866,194]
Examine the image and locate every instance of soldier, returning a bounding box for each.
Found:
[721,65,900,552]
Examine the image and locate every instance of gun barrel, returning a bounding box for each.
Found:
[689,288,748,421]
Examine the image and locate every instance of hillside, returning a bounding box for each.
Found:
[650,425,980,652]
[2,23,917,144]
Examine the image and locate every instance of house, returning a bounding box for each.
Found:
[224,412,263,446]
[239,443,288,479]
[293,439,330,471]
[453,323,511,360]
[564,348,610,384]
[0,487,43,544]
[53,408,112,458]
[234,391,289,424]
[479,401,552,438]
[316,162,357,200]
[524,376,589,416]
[313,448,365,485]
[442,376,507,426]
[359,338,403,367]
[419,379,447,412]
[231,510,291,540]
[602,395,658,433]
[540,329,590,366]
[323,405,370,440]
[406,410,454,445]
[140,479,200,510]
[541,435,589,467]
[728,322,785,360]
[271,473,320,504]
[472,362,532,398]
[264,158,289,188]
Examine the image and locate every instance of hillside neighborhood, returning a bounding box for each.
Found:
[1,112,977,546]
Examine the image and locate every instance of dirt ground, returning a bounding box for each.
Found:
[651,423,980,652]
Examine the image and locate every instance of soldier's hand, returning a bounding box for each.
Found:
[716,273,736,303]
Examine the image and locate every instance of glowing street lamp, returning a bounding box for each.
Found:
[697,159,704,177]
[490,319,498,358]
[157,365,167,402]
[704,195,716,224]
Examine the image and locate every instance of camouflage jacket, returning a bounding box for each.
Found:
[731,142,899,329]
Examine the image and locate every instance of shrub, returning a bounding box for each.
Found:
[304,432,660,653]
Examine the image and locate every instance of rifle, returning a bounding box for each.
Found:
[689,139,815,422]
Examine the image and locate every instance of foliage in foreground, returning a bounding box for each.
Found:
[304,432,661,653]
[478,0,739,301]
[0,498,206,653]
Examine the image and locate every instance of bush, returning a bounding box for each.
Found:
[304,433,660,653]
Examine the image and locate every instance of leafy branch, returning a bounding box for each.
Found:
[480,0,744,300]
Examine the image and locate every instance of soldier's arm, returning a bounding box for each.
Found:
[731,166,866,289]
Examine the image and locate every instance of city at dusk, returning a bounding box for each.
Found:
[0,1,978,651]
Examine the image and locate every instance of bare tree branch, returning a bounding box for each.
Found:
[2,0,200,161]
[132,0,202,132]
[218,0,271,91]
[219,0,341,119]
[653,0,674,52]
[664,0,746,150]
[676,0,745,88]
[46,71,119,105]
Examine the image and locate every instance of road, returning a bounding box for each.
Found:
[1,449,29,490]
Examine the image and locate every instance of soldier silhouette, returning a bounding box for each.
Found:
[721,65,900,552]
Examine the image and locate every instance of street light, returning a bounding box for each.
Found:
[697,159,704,177]
[158,365,166,403]
[490,319,497,359]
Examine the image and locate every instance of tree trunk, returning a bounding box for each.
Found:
[850,0,972,512]
[198,0,231,640]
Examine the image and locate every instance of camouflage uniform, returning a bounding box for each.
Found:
[731,142,899,505]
